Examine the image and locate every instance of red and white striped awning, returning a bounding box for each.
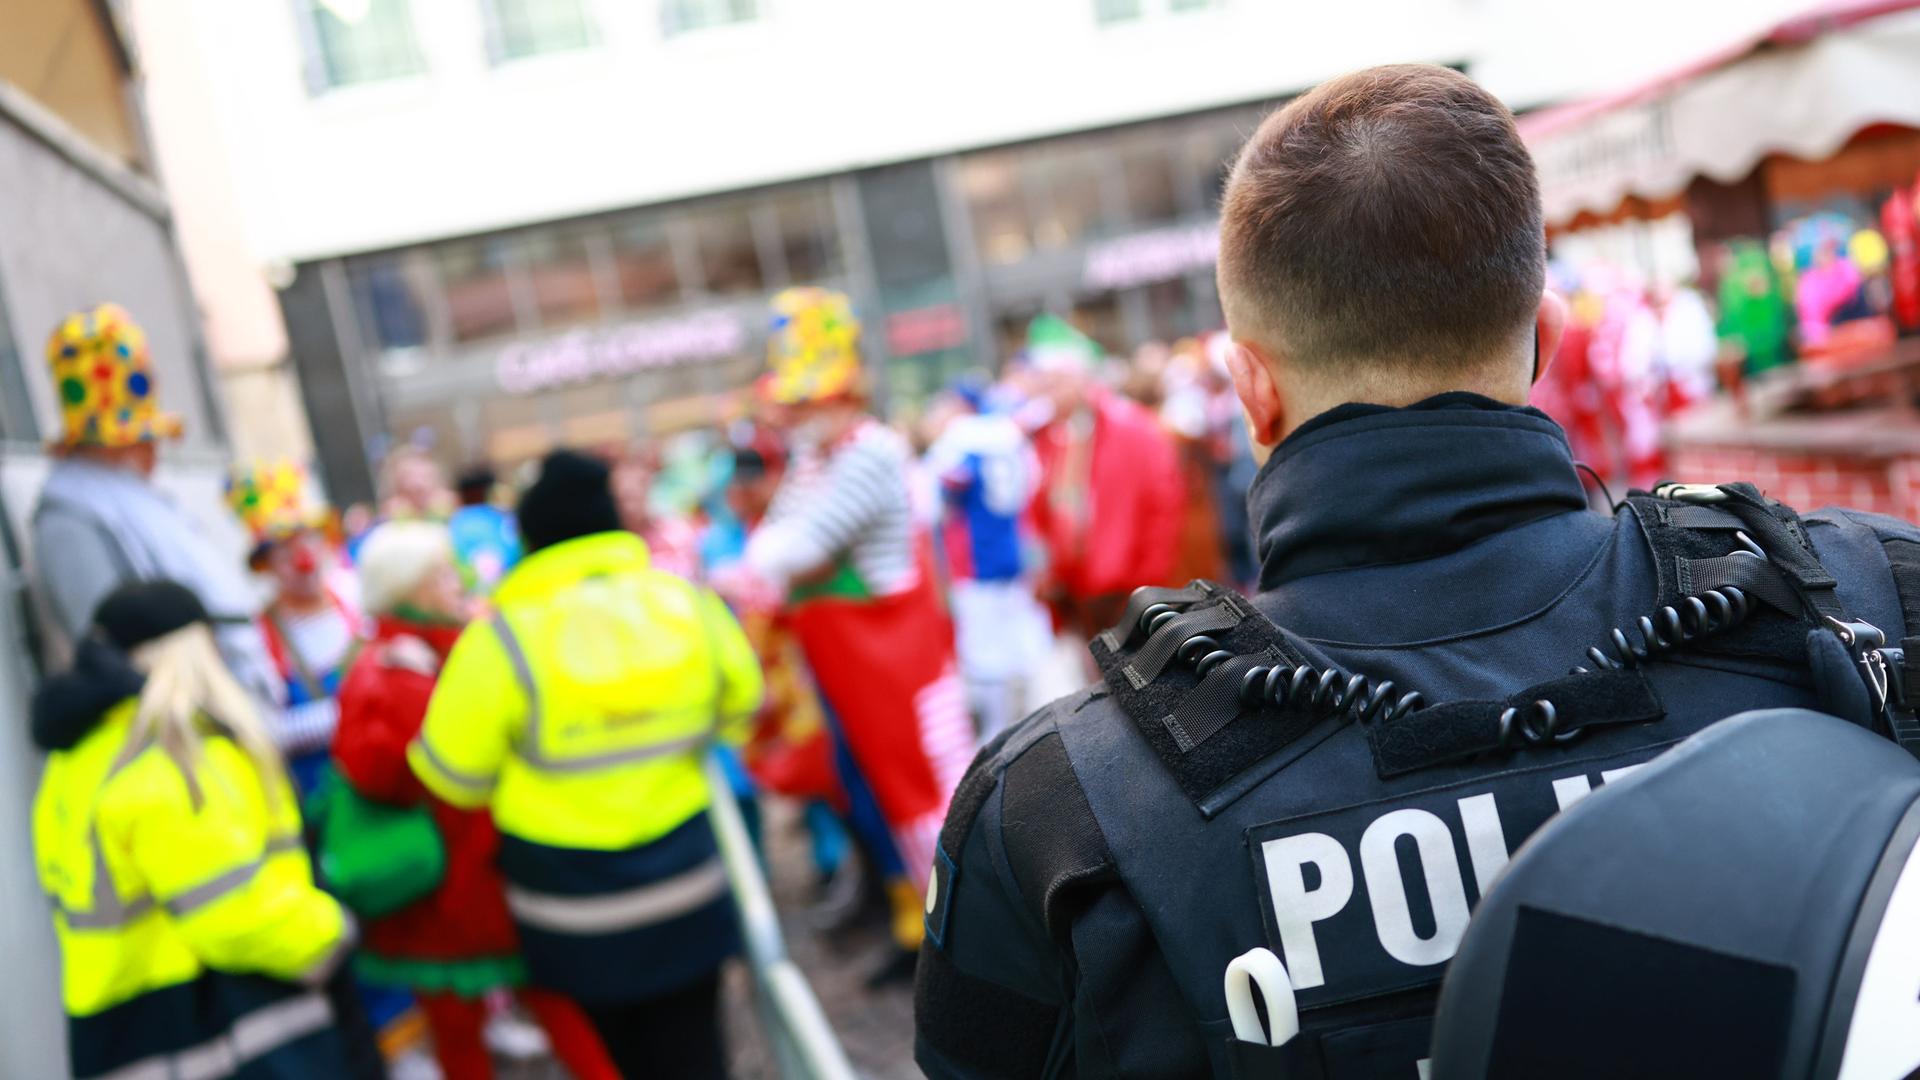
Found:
[1520,1,1920,226]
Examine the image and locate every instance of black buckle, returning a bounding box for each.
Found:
[1873,645,1920,759]
[1823,615,1901,722]
[1654,482,1731,504]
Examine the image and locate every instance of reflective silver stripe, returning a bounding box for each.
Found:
[65,747,155,931]
[411,734,495,794]
[491,610,542,749]
[165,860,262,919]
[90,990,333,1080]
[524,732,711,773]
[60,743,306,933]
[505,857,730,934]
[59,894,154,931]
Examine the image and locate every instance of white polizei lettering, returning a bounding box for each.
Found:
[1359,809,1472,968]
[1551,775,1594,811]
[1600,763,1647,786]
[1260,832,1354,990]
[1455,793,1511,898]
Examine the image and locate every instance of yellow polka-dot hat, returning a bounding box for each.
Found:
[225,459,324,542]
[46,303,183,448]
[765,287,866,405]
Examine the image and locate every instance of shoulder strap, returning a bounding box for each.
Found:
[1641,482,1905,733]
[1093,580,1669,790]
[1875,536,1920,756]
[1000,731,1114,941]
[1093,582,1437,800]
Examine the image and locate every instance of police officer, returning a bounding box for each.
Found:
[410,450,764,1079]
[914,63,1920,1079]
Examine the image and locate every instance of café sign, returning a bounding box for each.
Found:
[495,312,749,395]
[1082,222,1220,292]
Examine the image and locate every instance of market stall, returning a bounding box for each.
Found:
[1518,0,1920,511]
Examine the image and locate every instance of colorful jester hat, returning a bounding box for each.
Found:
[46,303,184,448]
[765,287,865,405]
[226,459,325,543]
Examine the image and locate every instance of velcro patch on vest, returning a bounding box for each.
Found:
[1244,742,1677,1010]
[1368,669,1664,778]
[1628,495,1810,664]
[1091,591,1332,810]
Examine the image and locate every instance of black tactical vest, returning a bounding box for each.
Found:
[979,484,1920,1078]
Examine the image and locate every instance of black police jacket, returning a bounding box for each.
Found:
[914,393,1920,1080]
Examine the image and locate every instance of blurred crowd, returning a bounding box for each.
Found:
[29,167,1918,1080]
[1535,166,1920,491]
[23,288,1259,1080]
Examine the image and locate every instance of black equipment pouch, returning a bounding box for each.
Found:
[1637,482,1912,748]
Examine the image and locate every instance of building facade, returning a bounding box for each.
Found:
[0,2,248,1076]
[149,0,1482,504]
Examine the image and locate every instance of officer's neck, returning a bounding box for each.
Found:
[1275,361,1532,447]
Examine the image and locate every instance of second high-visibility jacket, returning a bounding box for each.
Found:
[410,530,764,1003]
[32,655,351,1080]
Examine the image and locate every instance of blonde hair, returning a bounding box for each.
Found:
[358,520,456,616]
[127,623,286,809]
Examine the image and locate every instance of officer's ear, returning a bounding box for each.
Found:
[1226,338,1287,458]
[1533,288,1569,386]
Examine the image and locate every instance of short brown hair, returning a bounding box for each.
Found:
[1218,65,1544,373]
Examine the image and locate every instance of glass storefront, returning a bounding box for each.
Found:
[284,100,1277,500]
[954,106,1259,365]
[328,181,848,473]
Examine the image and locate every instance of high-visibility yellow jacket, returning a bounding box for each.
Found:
[33,697,350,1078]
[410,531,765,1002]
[411,531,763,850]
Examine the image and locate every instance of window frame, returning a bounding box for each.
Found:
[659,0,759,39]
[293,0,429,95]
[478,0,598,65]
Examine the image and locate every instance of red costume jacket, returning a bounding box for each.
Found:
[1031,391,1185,602]
[331,615,518,961]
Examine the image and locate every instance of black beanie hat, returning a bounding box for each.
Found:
[518,450,621,553]
[93,580,210,651]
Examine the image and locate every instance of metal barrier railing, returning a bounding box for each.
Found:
[704,756,859,1080]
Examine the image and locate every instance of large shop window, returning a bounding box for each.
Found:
[693,205,765,296]
[484,0,595,61]
[662,0,757,36]
[303,0,426,92]
[1189,128,1246,213]
[1034,147,1117,249]
[521,229,603,328]
[438,238,520,343]
[386,403,460,465]
[773,190,843,285]
[1120,142,1181,228]
[347,254,430,355]
[611,217,682,313]
[961,153,1034,266]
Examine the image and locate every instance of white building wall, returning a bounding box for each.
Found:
[181,0,1481,263]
